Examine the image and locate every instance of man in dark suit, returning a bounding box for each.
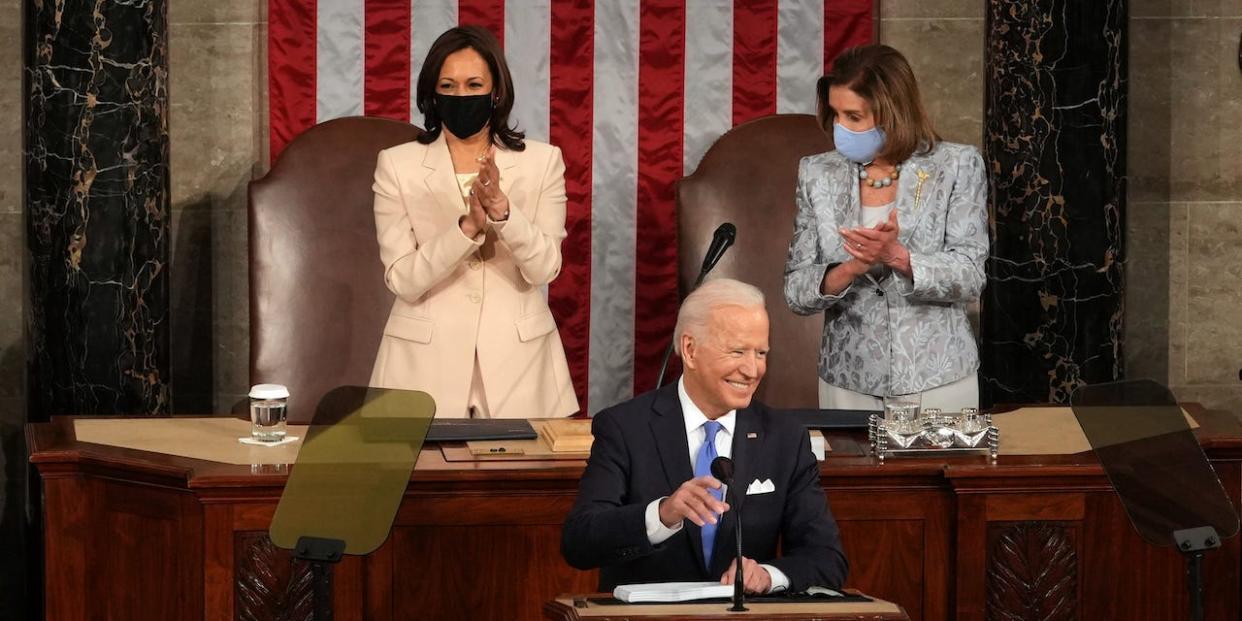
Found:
[562,278,848,593]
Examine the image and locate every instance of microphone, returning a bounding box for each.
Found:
[654,223,737,389]
[710,455,734,484]
[710,456,747,612]
[699,223,737,277]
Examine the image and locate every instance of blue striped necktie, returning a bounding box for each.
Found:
[694,420,724,570]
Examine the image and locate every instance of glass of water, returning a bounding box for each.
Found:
[882,395,921,435]
[248,384,290,442]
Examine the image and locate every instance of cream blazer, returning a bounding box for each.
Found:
[369,134,579,418]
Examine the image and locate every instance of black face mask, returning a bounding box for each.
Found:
[433,93,493,138]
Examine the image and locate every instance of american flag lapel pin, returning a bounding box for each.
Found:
[747,432,758,439]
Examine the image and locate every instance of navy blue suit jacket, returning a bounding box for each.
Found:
[561,383,848,592]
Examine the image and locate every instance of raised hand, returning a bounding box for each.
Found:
[658,476,730,528]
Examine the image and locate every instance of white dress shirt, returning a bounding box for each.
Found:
[641,377,790,592]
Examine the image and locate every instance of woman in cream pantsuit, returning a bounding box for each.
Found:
[370,26,578,419]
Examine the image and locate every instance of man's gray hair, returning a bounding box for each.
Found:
[672,278,766,355]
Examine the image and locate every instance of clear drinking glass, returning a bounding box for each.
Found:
[882,395,921,435]
[249,384,290,442]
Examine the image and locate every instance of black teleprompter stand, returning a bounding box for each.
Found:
[1174,526,1222,621]
[295,536,346,620]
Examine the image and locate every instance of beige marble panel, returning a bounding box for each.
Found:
[1168,203,1189,386]
[169,0,263,25]
[170,20,264,414]
[879,19,985,148]
[1132,19,1242,202]
[1185,203,1242,385]
[1124,202,1172,382]
[1132,0,1242,18]
[1162,20,1242,201]
[0,214,22,400]
[881,1,982,19]
[1126,18,1173,203]
[170,23,265,204]
[1171,385,1242,417]
[0,0,20,215]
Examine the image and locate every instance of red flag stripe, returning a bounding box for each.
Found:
[268,0,318,161]
[732,0,779,126]
[633,0,685,395]
[824,0,875,70]
[458,0,506,47]
[364,0,412,121]
[548,0,595,414]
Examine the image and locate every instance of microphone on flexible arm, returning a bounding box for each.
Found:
[653,223,737,389]
[710,456,747,612]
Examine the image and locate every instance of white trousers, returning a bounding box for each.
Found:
[819,374,980,412]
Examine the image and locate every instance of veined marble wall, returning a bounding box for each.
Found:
[25,0,171,417]
[981,0,1128,404]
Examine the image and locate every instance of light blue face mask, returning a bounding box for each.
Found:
[833,123,886,164]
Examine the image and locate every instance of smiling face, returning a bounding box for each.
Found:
[436,47,493,97]
[680,305,770,419]
[827,85,876,133]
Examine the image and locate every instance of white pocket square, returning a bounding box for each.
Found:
[745,478,775,495]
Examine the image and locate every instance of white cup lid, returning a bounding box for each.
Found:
[249,383,290,399]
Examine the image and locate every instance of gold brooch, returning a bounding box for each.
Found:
[913,169,930,210]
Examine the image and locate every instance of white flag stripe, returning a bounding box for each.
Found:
[776,0,824,114]
[317,0,365,122]
[409,0,459,122]
[588,0,641,414]
[683,1,733,176]
[505,1,552,143]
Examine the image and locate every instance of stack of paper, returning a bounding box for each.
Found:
[614,582,733,603]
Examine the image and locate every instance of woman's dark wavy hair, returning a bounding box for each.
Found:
[816,44,939,163]
[415,25,525,151]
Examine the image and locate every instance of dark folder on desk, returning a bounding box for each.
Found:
[425,418,538,442]
[776,408,876,430]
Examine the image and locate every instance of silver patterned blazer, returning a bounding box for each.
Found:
[783,141,988,397]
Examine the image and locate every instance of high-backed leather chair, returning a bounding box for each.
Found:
[677,114,832,408]
[249,117,422,421]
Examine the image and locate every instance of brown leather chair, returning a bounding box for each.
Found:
[677,114,832,408]
[249,117,422,422]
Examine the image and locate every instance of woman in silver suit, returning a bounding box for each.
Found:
[783,44,988,411]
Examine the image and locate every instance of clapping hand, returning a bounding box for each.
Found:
[473,146,510,222]
[839,209,901,266]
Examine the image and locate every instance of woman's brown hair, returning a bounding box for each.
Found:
[816,44,939,163]
[415,25,525,151]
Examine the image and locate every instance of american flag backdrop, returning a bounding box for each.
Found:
[268,0,875,415]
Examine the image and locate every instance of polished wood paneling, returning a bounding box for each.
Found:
[831,490,954,621]
[394,525,596,621]
[985,522,1078,621]
[28,410,1242,621]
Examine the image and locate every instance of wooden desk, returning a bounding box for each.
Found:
[28,409,1242,621]
[543,591,909,620]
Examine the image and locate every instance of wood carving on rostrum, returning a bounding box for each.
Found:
[236,533,314,621]
[986,522,1078,621]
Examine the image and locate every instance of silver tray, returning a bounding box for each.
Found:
[868,413,999,461]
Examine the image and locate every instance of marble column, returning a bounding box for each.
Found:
[25,0,170,418]
[980,0,1128,404]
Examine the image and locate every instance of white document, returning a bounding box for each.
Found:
[613,581,733,603]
